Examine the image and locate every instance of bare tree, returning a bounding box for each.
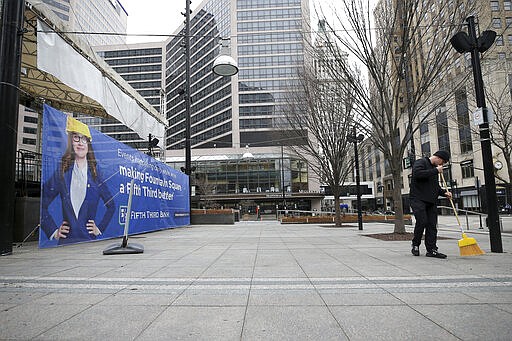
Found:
[193,173,218,209]
[313,0,476,233]
[282,61,356,227]
[483,60,512,203]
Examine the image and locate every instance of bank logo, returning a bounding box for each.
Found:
[119,206,128,225]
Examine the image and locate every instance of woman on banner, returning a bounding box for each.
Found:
[41,116,115,245]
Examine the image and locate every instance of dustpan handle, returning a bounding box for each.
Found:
[440,173,463,231]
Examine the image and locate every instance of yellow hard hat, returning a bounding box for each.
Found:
[66,116,91,140]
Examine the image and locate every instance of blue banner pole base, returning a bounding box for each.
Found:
[103,242,144,255]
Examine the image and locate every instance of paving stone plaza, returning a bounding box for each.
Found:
[1,217,511,340]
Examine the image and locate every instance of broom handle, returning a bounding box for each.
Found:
[440,173,464,233]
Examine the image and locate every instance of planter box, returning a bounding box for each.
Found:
[15,197,40,242]
[190,209,236,225]
[281,214,412,225]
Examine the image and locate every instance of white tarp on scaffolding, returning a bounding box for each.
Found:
[36,20,164,146]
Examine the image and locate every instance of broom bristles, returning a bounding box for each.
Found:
[459,243,485,256]
[458,233,485,256]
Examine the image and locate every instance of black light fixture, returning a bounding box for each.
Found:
[450,16,502,252]
[477,30,497,52]
[450,29,497,53]
[147,133,159,157]
[450,31,473,53]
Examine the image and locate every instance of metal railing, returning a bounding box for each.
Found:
[437,205,486,230]
[15,149,42,196]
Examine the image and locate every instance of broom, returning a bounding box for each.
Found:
[440,173,485,256]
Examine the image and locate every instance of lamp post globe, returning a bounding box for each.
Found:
[212,55,238,77]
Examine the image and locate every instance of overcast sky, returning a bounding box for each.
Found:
[120,1,366,44]
[121,0,198,43]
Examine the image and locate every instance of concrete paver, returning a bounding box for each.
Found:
[1,217,511,340]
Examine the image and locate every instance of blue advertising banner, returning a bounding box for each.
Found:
[39,104,189,248]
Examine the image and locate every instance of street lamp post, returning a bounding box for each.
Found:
[281,144,286,212]
[183,0,192,214]
[182,0,238,215]
[347,126,364,230]
[450,16,502,252]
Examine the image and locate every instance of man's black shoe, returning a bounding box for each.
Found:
[426,250,447,259]
[411,245,420,256]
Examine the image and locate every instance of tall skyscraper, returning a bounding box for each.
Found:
[165,0,309,151]
[40,0,127,46]
[163,0,321,212]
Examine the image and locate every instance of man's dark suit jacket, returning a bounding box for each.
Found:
[409,157,447,204]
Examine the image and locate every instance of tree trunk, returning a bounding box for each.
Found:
[505,153,512,206]
[334,195,342,227]
[392,169,406,233]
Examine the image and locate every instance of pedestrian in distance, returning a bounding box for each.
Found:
[410,150,452,258]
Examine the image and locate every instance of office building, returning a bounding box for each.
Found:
[368,0,511,213]
[163,0,323,213]
[39,0,127,46]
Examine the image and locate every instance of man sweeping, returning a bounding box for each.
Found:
[410,150,452,258]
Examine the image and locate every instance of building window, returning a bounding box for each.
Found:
[463,195,480,210]
[492,18,502,28]
[461,160,475,178]
[420,121,430,156]
[22,138,36,145]
[23,116,38,124]
[384,159,391,176]
[456,89,473,154]
[498,52,506,59]
[491,1,500,11]
[509,74,512,99]
[436,105,450,154]
[505,1,512,10]
[375,152,381,178]
[496,35,504,46]
[23,127,37,134]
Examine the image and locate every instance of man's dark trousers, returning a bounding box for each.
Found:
[411,199,438,252]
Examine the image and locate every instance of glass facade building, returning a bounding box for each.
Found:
[165,0,308,150]
[163,0,319,211]
[40,0,128,46]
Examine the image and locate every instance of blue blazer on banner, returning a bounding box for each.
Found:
[41,166,115,245]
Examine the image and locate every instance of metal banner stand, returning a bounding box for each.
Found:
[103,179,144,255]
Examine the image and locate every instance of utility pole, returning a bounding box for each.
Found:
[184,0,192,214]
[348,126,364,230]
[0,0,25,255]
[466,17,502,252]
[450,16,502,252]
[281,144,286,211]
